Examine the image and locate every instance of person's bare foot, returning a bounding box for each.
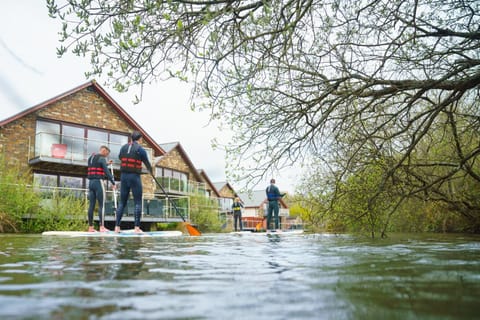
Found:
[99,226,110,232]
[114,226,121,233]
[134,227,143,233]
[87,226,97,232]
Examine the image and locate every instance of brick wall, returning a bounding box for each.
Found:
[218,185,235,198]
[157,148,202,183]
[0,86,155,193]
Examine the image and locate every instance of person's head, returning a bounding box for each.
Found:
[131,130,143,142]
[99,145,111,157]
[235,197,240,202]
[270,178,276,184]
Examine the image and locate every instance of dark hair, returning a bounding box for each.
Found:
[100,145,111,153]
[131,130,143,141]
[270,179,275,183]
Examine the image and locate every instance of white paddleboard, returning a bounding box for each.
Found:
[231,229,304,235]
[42,230,183,237]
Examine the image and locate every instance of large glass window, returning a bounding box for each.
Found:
[34,173,58,189]
[60,176,84,197]
[109,133,128,163]
[35,120,129,161]
[156,167,188,192]
[35,121,60,157]
[219,197,233,213]
[34,173,85,199]
[87,129,108,157]
[62,125,85,160]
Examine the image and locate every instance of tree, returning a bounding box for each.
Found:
[47,0,480,228]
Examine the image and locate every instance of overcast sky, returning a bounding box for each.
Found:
[0,1,300,193]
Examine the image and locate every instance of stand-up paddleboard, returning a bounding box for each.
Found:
[231,229,304,235]
[42,230,183,237]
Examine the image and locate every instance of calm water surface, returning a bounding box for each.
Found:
[0,232,479,320]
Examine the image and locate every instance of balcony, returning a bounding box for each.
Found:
[154,176,210,197]
[29,132,152,174]
[34,184,191,223]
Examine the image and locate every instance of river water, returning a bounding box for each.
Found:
[0,232,479,320]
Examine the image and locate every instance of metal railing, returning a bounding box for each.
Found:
[33,132,153,165]
[230,216,303,231]
[32,184,191,221]
[156,176,210,196]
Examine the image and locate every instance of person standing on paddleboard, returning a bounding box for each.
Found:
[115,131,153,233]
[266,179,285,231]
[87,145,116,232]
[232,197,244,231]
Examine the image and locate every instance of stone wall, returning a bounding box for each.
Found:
[0,86,155,193]
[218,185,235,198]
[157,148,202,183]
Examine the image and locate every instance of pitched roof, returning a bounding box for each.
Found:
[0,80,165,156]
[197,169,221,197]
[213,181,238,197]
[237,190,263,207]
[158,142,203,182]
[159,142,179,153]
[213,182,226,191]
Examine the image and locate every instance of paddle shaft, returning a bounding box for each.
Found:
[109,163,117,209]
[149,172,201,236]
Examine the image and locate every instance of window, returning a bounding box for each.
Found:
[59,176,83,189]
[34,173,58,189]
[219,197,233,213]
[108,133,128,164]
[60,176,84,198]
[87,129,108,157]
[63,125,85,160]
[34,173,86,199]
[35,121,60,157]
[35,120,129,161]
[156,167,188,192]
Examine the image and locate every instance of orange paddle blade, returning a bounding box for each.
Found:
[185,223,201,236]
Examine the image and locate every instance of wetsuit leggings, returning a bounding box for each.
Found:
[267,200,280,230]
[233,212,242,231]
[116,172,143,227]
[87,179,106,226]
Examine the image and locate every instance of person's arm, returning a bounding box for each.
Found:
[100,158,115,185]
[138,146,153,173]
[274,185,282,199]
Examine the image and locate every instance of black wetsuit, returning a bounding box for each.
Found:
[115,141,152,228]
[232,201,243,231]
[87,153,115,226]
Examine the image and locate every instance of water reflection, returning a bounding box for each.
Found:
[0,233,478,319]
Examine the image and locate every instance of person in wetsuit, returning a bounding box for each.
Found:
[232,197,244,231]
[266,179,285,231]
[114,131,153,233]
[87,145,116,232]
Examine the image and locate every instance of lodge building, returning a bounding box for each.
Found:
[0,80,291,230]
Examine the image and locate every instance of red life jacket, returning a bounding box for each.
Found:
[119,142,142,173]
[87,153,106,179]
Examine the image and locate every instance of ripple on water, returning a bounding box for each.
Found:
[0,233,478,320]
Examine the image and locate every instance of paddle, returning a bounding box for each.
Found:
[109,162,117,210]
[150,172,201,236]
[256,219,264,231]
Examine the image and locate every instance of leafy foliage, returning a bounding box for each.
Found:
[0,155,86,233]
[21,192,86,233]
[48,0,480,232]
[188,192,223,233]
[0,156,41,232]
